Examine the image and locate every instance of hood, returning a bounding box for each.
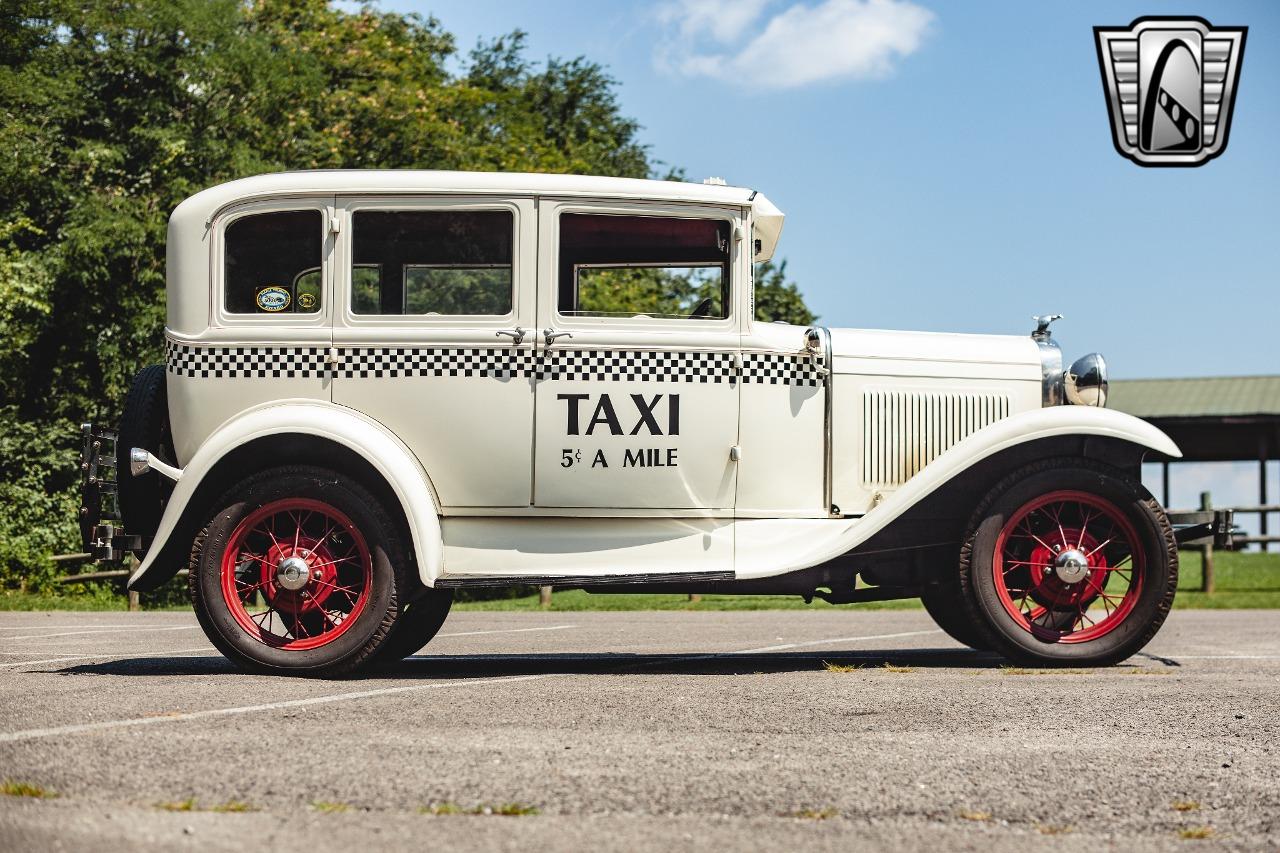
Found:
[828,328,1042,381]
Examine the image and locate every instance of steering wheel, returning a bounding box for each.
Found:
[689,298,715,319]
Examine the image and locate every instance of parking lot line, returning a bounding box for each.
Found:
[0,646,217,669]
[0,624,161,630]
[732,629,942,654]
[3,626,202,642]
[1172,654,1280,659]
[0,674,552,744]
[436,624,576,638]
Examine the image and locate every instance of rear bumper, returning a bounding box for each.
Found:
[78,423,141,562]
[1168,508,1236,549]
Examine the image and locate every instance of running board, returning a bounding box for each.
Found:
[435,571,735,589]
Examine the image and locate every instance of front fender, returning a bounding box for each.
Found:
[737,406,1180,579]
[127,401,444,591]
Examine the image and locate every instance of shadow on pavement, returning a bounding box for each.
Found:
[52,647,1007,679]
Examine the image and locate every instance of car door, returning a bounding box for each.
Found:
[532,200,743,510]
[331,195,537,509]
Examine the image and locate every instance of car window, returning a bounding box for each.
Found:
[224,210,323,314]
[351,210,513,315]
[558,214,730,321]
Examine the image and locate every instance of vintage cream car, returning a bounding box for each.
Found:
[77,171,1206,675]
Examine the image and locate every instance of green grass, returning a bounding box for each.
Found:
[1172,550,1280,609]
[4,551,1278,612]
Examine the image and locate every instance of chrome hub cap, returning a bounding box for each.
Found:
[275,555,312,591]
[1053,548,1090,584]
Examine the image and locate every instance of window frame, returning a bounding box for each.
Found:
[212,198,333,329]
[549,204,740,334]
[567,261,729,321]
[337,197,522,328]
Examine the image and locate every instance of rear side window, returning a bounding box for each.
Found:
[558,214,730,321]
[224,210,323,314]
[351,210,513,315]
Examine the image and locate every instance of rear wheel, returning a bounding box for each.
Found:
[920,584,990,651]
[958,459,1177,667]
[372,589,453,663]
[189,466,405,676]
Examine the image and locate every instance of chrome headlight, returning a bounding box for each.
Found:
[1065,353,1108,407]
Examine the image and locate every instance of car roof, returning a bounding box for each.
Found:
[175,170,770,215]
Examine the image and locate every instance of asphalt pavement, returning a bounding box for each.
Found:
[1,608,1277,852]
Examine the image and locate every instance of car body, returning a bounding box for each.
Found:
[78,171,1191,674]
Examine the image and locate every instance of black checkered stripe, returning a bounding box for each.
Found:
[166,342,328,378]
[332,347,535,379]
[740,353,823,387]
[167,342,822,386]
[541,350,737,384]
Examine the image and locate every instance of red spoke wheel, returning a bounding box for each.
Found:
[189,466,408,676]
[958,459,1177,667]
[219,498,373,651]
[992,491,1142,644]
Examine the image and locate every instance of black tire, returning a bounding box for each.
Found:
[188,466,407,677]
[920,584,991,651]
[372,589,454,663]
[116,364,176,544]
[957,458,1177,667]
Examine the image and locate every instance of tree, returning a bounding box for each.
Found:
[754,259,817,325]
[0,0,814,591]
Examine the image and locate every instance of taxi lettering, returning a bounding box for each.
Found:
[557,393,680,437]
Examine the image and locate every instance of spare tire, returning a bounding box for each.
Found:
[116,365,176,546]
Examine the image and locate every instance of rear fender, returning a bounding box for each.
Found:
[127,401,443,591]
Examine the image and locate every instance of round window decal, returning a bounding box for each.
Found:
[297,292,317,310]
[255,286,291,312]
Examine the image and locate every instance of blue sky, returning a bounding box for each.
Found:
[384,0,1277,513]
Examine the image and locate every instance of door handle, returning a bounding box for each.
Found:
[495,327,526,345]
[543,329,573,346]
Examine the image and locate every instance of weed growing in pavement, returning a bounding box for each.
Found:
[420,802,539,816]
[821,660,862,673]
[999,666,1093,676]
[311,801,351,813]
[788,807,839,820]
[881,663,915,673]
[1172,800,1201,812]
[1,780,57,799]
[156,798,197,812]
[1178,826,1215,840]
[957,809,992,822]
[1036,824,1073,835]
[209,801,257,813]
[421,802,464,815]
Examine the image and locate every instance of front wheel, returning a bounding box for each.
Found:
[958,459,1177,667]
[189,466,406,676]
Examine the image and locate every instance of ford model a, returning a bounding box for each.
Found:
[76,171,1227,675]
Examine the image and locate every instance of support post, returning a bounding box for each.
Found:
[1261,441,1270,553]
[539,585,552,608]
[1200,491,1214,594]
[126,554,140,612]
[1161,460,1170,508]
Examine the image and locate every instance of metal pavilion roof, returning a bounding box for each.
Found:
[1109,375,1280,420]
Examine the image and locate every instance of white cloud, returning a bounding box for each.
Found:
[656,0,772,44]
[656,0,934,89]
